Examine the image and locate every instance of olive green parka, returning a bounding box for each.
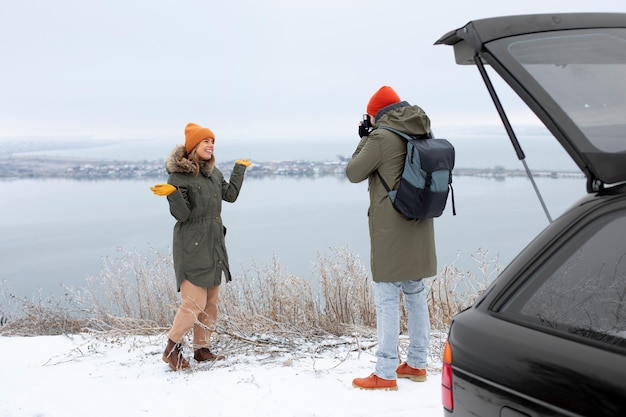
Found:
[165,145,247,291]
[346,101,437,282]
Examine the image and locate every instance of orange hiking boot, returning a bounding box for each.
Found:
[396,362,427,382]
[352,373,398,391]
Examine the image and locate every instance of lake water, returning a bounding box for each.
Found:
[0,175,587,300]
[0,134,587,300]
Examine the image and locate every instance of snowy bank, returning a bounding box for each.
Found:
[0,334,443,417]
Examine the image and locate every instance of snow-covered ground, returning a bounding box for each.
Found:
[0,333,443,417]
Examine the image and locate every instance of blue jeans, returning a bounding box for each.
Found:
[374,279,430,380]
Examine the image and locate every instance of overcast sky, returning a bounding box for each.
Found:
[1,0,624,142]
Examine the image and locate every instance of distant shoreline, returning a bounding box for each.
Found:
[0,154,584,181]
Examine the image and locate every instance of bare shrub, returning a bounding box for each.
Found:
[426,248,499,330]
[0,247,179,336]
[315,246,375,334]
[0,288,88,336]
[220,255,321,335]
[82,247,178,328]
[0,246,498,346]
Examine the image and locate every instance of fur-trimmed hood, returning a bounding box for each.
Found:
[165,145,215,176]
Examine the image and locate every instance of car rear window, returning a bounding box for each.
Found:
[490,28,626,153]
[500,211,626,348]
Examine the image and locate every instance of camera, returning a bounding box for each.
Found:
[362,114,372,130]
[359,114,373,137]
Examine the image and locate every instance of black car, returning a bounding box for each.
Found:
[435,13,626,416]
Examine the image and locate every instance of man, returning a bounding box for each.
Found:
[346,86,436,391]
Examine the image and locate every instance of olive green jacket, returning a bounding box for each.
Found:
[165,146,246,291]
[346,101,437,282]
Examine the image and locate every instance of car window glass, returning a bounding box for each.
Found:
[501,212,626,348]
[492,29,626,153]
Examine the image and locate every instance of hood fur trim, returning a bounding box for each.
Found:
[165,145,214,176]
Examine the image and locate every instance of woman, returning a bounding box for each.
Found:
[150,122,251,371]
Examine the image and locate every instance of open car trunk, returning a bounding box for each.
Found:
[435,13,626,192]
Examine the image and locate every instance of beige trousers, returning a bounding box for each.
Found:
[168,279,220,348]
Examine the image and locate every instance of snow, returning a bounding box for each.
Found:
[0,334,443,417]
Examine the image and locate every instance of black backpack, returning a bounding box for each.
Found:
[376,126,456,220]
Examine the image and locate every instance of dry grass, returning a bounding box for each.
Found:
[317,247,376,332]
[0,246,497,350]
[427,248,498,329]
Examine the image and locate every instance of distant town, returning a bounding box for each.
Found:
[0,154,584,181]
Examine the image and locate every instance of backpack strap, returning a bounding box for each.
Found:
[376,171,392,193]
[449,171,457,216]
[374,126,425,192]
[377,126,432,141]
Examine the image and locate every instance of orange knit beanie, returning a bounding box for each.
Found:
[184,122,215,154]
[366,86,401,117]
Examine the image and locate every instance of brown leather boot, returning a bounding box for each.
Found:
[162,339,190,371]
[194,347,225,362]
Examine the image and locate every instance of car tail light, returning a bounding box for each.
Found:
[442,340,454,411]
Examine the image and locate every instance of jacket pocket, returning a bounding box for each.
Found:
[184,231,205,254]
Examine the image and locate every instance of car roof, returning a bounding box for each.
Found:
[435,13,626,188]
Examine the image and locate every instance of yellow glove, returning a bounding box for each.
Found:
[150,184,177,196]
[235,159,252,167]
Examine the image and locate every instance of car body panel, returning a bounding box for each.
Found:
[446,188,626,416]
[449,312,626,416]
